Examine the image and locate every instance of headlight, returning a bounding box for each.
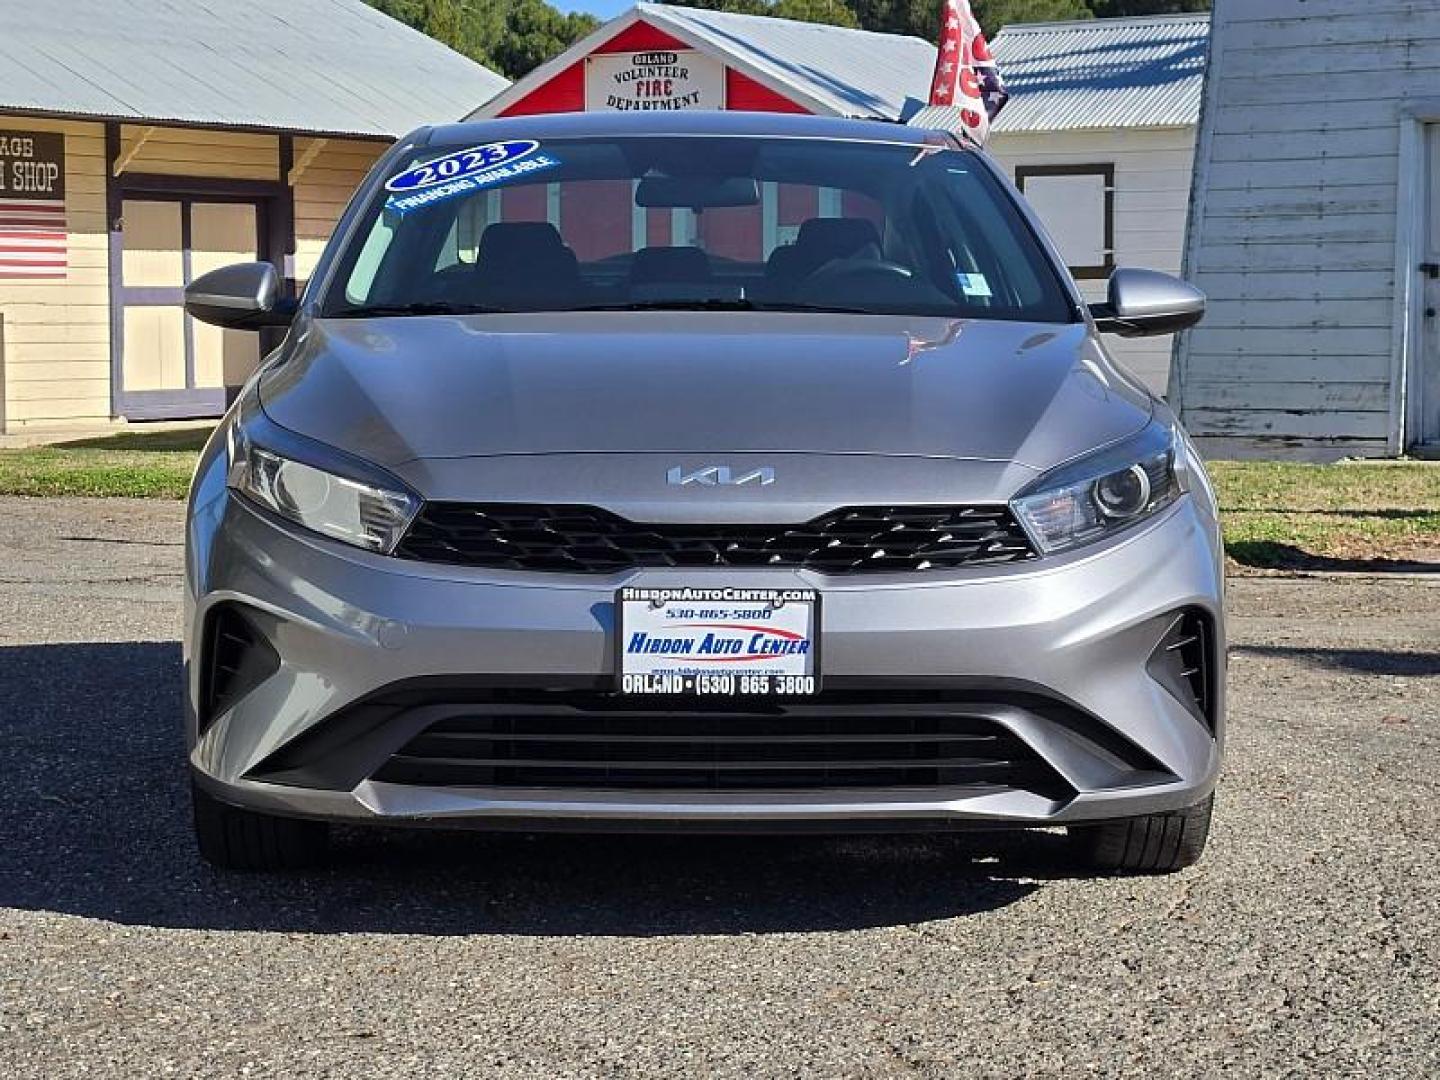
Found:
[1011,423,1184,555]
[226,404,419,553]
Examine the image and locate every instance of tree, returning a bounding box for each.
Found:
[655,0,858,28]
[422,0,463,45]
[773,0,861,27]
[974,0,1093,30]
[1087,1,1209,15]
[489,0,604,76]
[844,0,1091,40]
[363,0,599,78]
[367,0,1210,82]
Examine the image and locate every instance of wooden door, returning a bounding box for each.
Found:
[117,198,262,419]
[1422,126,1440,448]
[190,202,261,392]
[119,199,187,402]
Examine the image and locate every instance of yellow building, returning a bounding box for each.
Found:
[0,0,507,432]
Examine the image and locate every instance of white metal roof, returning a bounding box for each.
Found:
[476,6,1207,135]
[990,14,1210,133]
[0,0,510,139]
[640,3,936,120]
[473,2,937,121]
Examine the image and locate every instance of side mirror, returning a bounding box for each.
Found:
[1089,268,1205,338]
[184,262,297,330]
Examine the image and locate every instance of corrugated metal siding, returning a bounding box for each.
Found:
[0,0,509,138]
[1173,0,1432,457]
[991,15,1209,133]
[482,6,1206,132]
[643,6,1207,131]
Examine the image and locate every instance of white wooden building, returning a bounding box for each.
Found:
[989,14,1209,396]
[1173,0,1440,458]
[474,5,1209,398]
[0,0,506,432]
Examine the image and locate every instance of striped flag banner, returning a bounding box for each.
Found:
[0,196,67,278]
[1,131,68,279]
[927,0,1009,145]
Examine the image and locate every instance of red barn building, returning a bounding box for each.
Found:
[468,3,935,263]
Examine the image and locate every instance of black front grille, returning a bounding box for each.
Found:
[394,503,1036,574]
[369,696,1072,796]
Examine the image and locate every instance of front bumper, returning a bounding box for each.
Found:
[185,486,1225,830]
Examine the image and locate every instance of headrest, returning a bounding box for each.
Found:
[477,222,566,263]
[629,245,713,283]
[794,217,882,259]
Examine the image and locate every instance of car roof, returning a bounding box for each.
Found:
[420,110,962,149]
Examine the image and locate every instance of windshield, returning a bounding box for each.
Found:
[320,135,1076,322]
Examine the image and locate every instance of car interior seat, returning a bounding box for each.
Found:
[473,222,582,308]
[629,245,714,288]
[764,217,883,298]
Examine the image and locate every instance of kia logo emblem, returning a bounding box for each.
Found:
[667,465,776,487]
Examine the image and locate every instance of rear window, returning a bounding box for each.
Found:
[321,135,1075,323]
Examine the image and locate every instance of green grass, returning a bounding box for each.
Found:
[52,426,216,453]
[0,426,211,498]
[1211,461,1440,570]
[0,432,1436,569]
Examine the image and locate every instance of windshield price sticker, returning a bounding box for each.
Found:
[617,587,819,697]
[384,140,559,214]
[386,141,541,192]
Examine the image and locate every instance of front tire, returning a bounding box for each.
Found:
[192,780,329,870]
[1069,794,1213,874]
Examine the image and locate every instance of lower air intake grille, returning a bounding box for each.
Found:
[394,503,1036,574]
[370,697,1072,796]
[1148,609,1214,729]
[201,605,278,732]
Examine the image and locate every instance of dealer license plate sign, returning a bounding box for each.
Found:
[617,587,819,696]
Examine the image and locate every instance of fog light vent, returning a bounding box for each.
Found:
[1148,609,1214,730]
[201,605,278,733]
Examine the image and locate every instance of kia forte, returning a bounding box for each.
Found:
[182,111,1222,873]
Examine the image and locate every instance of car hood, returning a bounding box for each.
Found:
[258,312,1152,471]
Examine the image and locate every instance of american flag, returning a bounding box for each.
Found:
[928,0,1009,145]
[0,195,67,279]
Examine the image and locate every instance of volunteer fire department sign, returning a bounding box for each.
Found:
[585,50,724,112]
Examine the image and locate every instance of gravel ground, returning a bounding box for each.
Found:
[1,497,1436,1078]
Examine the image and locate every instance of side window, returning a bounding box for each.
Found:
[1015,164,1115,280]
[932,163,1060,314]
[434,197,487,271]
[344,216,396,304]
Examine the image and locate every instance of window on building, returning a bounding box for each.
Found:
[1015,164,1114,280]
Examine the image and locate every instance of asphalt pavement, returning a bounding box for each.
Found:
[0,497,1436,1078]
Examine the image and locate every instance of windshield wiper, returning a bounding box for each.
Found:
[329,299,887,317]
[567,299,874,314]
[324,302,507,319]
[568,299,759,312]
[753,301,879,315]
